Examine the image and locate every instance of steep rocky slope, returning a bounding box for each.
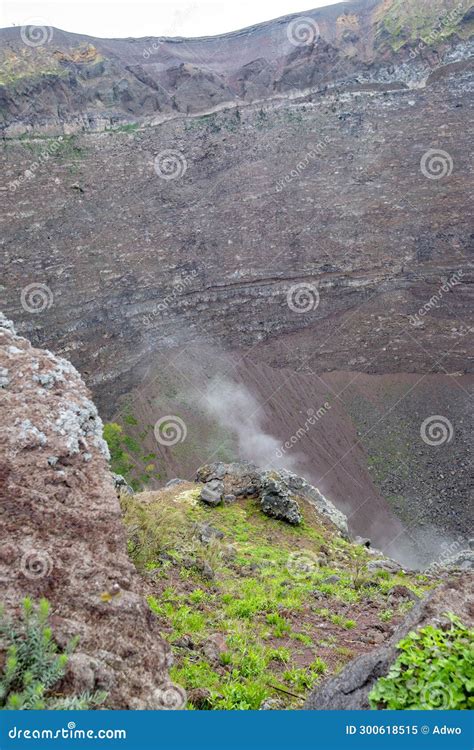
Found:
[0,313,174,708]
[1,0,473,565]
[0,0,472,134]
[0,315,470,711]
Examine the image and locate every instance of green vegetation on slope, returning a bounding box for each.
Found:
[370,613,474,710]
[377,0,471,52]
[103,420,163,490]
[121,486,431,710]
[0,598,106,710]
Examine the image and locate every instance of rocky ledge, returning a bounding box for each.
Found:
[196,461,349,535]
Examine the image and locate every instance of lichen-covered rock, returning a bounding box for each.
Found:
[0,314,173,708]
[272,470,349,535]
[435,549,474,572]
[367,558,402,574]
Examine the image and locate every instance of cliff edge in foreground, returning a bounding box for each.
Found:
[0,312,176,708]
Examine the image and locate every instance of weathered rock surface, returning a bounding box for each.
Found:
[0,313,174,708]
[196,461,348,533]
[112,471,134,496]
[260,474,302,525]
[305,574,474,709]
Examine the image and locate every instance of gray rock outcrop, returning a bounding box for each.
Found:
[196,461,348,534]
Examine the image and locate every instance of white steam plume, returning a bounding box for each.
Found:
[202,377,302,472]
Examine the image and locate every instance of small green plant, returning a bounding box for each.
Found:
[349,547,369,589]
[267,647,291,664]
[123,413,139,425]
[188,589,207,605]
[212,682,266,710]
[0,598,106,710]
[369,614,474,710]
[282,666,318,692]
[265,613,291,637]
[379,609,394,623]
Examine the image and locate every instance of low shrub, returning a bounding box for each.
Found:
[0,598,106,710]
[369,613,473,710]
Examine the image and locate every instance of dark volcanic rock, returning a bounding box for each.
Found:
[200,486,223,506]
[0,1,471,134]
[193,522,224,545]
[260,485,302,525]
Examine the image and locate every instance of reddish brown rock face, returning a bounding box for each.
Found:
[0,314,172,708]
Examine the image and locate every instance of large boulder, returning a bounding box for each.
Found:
[0,314,175,709]
[260,472,302,525]
[304,575,473,710]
